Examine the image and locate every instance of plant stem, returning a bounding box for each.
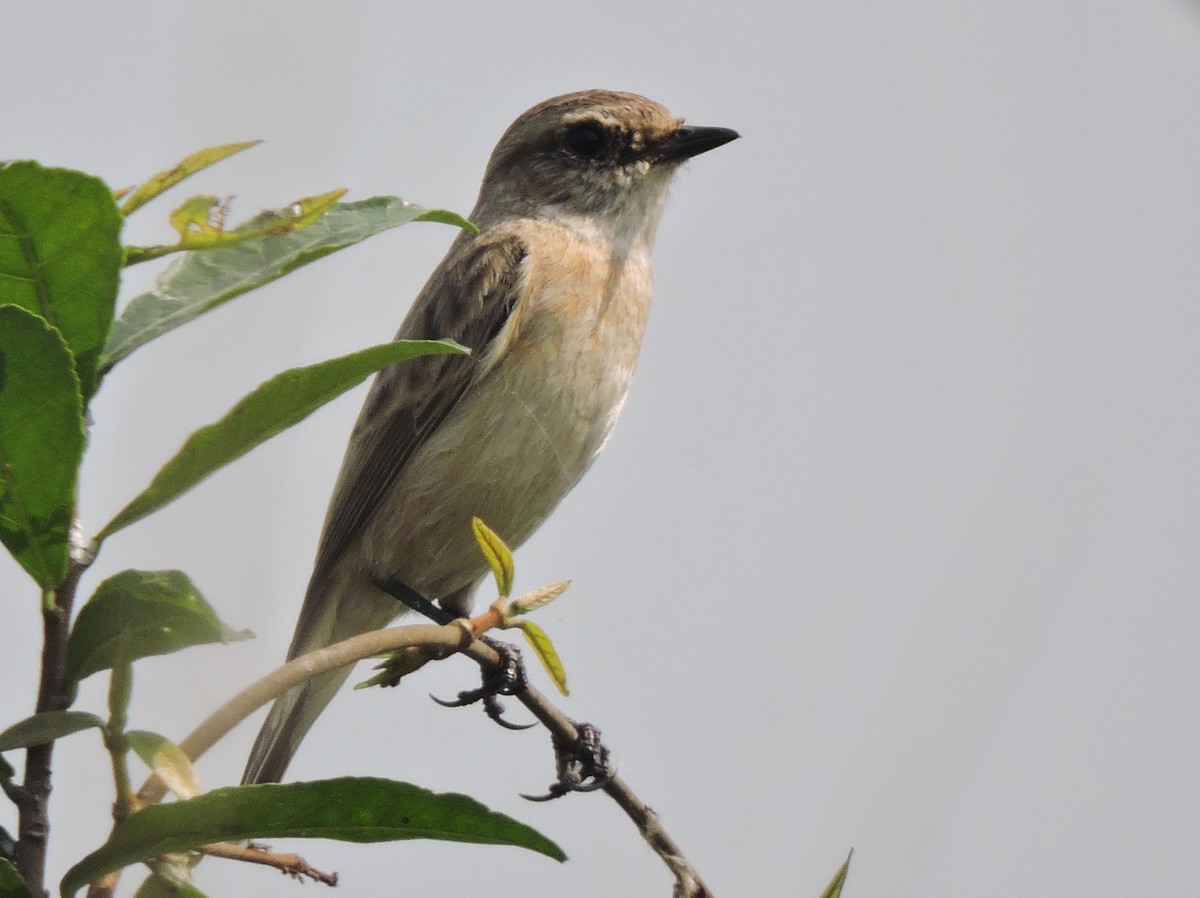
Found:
[106,662,134,822]
[15,559,86,898]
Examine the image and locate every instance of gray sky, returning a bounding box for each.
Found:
[4,2,1199,896]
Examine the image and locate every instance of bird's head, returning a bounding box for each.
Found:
[474,90,738,240]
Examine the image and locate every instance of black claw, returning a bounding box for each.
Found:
[523,721,614,801]
[429,691,473,708]
[429,639,533,729]
[484,695,536,730]
[520,785,566,802]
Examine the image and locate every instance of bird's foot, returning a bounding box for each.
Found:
[430,637,534,730]
[522,722,613,801]
[375,575,456,625]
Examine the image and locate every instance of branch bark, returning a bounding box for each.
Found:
[459,639,716,898]
[201,841,338,885]
[16,559,88,898]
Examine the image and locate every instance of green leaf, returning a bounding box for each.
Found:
[355,645,432,690]
[122,190,351,267]
[121,141,261,216]
[169,190,346,250]
[124,190,349,267]
[817,849,853,898]
[0,306,85,589]
[65,570,250,689]
[510,580,570,616]
[167,196,225,240]
[98,338,467,540]
[472,516,514,597]
[0,711,104,752]
[125,731,201,799]
[413,208,478,232]
[101,195,474,371]
[1,857,33,898]
[131,872,207,898]
[516,621,569,697]
[61,778,564,896]
[0,161,123,399]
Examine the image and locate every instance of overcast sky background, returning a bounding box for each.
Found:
[4,2,1200,896]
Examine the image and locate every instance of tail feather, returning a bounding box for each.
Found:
[242,570,398,784]
[242,664,356,784]
[242,575,478,784]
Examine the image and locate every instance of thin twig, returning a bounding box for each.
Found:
[136,623,464,805]
[201,841,338,885]
[119,619,713,896]
[105,662,135,822]
[458,640,715,897]
[603,776,714,898]
[88,624,465,898]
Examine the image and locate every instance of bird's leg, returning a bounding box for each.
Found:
[522,722,614,801]
[373,576,614,793]
[365,576,462,687]
[372,576,533,727]
[431,637,534,731]
[375,575,456,625]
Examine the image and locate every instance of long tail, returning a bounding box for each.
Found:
[242,571,400,784]
[241,664,355,784]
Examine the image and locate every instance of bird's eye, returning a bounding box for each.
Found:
[565,123,606,156]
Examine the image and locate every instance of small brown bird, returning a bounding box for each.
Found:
[244,90,738,783]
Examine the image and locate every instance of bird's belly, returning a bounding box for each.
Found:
[361,275,649,600]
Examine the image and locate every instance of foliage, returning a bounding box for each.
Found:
[0,148,561,897]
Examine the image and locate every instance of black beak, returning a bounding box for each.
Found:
[647,125,740,163]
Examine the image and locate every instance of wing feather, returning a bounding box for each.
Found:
[305,231,528,603]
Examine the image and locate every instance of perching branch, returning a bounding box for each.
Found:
[458,638,716,898]
[136,622,463,804]
[125,616,714,896]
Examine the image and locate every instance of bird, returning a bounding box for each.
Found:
[243,89,738,784]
